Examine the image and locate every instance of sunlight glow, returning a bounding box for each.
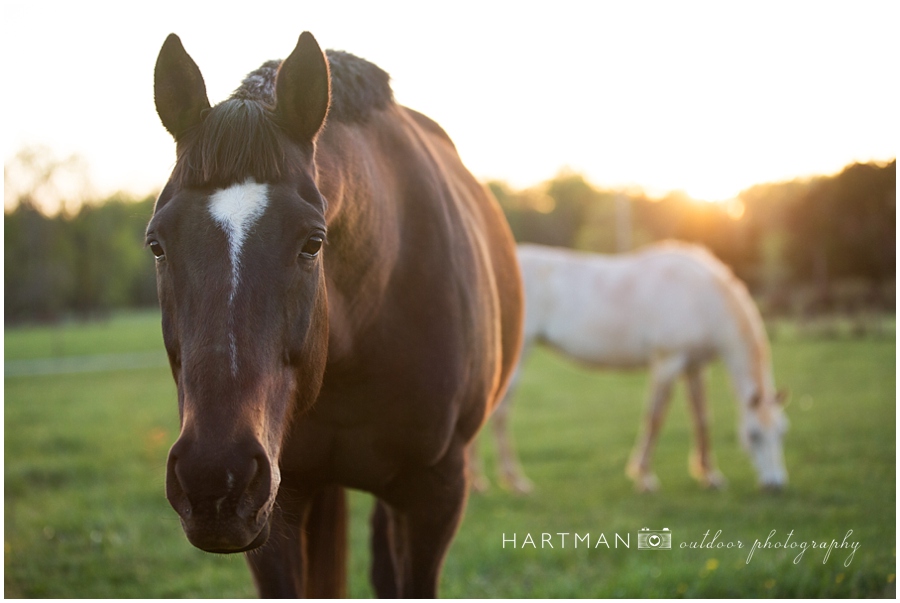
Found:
[725,199,746,220]
[3,1,896,213]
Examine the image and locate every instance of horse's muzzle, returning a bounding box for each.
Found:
[165,436,276,553]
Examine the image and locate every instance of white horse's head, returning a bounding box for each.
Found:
[740,390,789,490]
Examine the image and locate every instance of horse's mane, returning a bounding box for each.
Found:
[650,241,772,402]
[170,51,393,189]
[234,52,393,122]
[321,50,394,122]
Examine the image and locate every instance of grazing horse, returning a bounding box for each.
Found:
[148,32,523,597]
[474,242,787,494]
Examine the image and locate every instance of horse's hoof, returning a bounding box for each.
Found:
[470,475,490,493]
[626,460,659,492]
[499,473,534,495]
[759,482,786,493]
[702,472,727,490]
[511,477,534,495]
[631,473,660,493]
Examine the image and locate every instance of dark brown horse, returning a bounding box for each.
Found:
[148,32,523,597]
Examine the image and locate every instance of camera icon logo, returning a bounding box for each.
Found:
[637,527,672,550]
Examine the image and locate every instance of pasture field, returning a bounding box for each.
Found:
[4,311,896,597]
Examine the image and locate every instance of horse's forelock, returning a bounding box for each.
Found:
[172,99,289,189]
[167,50,394,191]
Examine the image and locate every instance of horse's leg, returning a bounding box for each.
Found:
[467,436,490,493]
[685,365,726,489]
[303,484,348,597]
[245,485,347,598]
[491,380,534,494]
[244,492,309,597]
[370,499,399,597]
[627,356,682,492]
[381,442,468,597]
[468,344,532,494]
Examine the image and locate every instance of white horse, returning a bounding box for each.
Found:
[475,242,788,493]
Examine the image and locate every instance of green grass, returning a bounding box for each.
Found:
[4,313,896,597]
[4,310,164,361]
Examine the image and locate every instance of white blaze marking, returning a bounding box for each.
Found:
[208,179,270,375]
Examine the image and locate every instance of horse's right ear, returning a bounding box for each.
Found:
[154,34,210,141]
[275,32,331,144]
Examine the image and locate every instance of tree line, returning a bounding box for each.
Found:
[3,159,894,323]
[493,159,895,314]
[5,195,158,322]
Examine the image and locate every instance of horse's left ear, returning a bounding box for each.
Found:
[275,32,331,144]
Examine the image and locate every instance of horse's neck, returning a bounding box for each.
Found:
[720,344,758,404]
[719,310,771,406]
[316,125,401,355]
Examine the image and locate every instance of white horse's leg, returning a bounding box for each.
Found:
[491,381,534,494]
[467,437,490,493]
[627,356,683,492]
[468,345,533,494]
[685,365,726,489]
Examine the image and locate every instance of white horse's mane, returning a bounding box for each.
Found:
[649,241,773,412]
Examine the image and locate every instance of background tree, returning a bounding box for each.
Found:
[784,160,896,308]
[4,147,159,323]
[4,146,894,324]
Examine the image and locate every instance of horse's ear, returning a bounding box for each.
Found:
[154,34,210,141]
[275,32,330,143]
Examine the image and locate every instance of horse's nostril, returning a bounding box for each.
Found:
[234,453,272,520]
[165,436,273,523]
[166,446,186,498]
[251,457,265,487]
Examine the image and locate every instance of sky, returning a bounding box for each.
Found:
[3,0,897,213]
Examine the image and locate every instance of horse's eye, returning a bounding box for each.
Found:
[300,235,324,259]
[149,240,165,260]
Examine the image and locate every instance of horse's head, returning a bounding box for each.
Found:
[148,33,331,553]
[741,389,789,490]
